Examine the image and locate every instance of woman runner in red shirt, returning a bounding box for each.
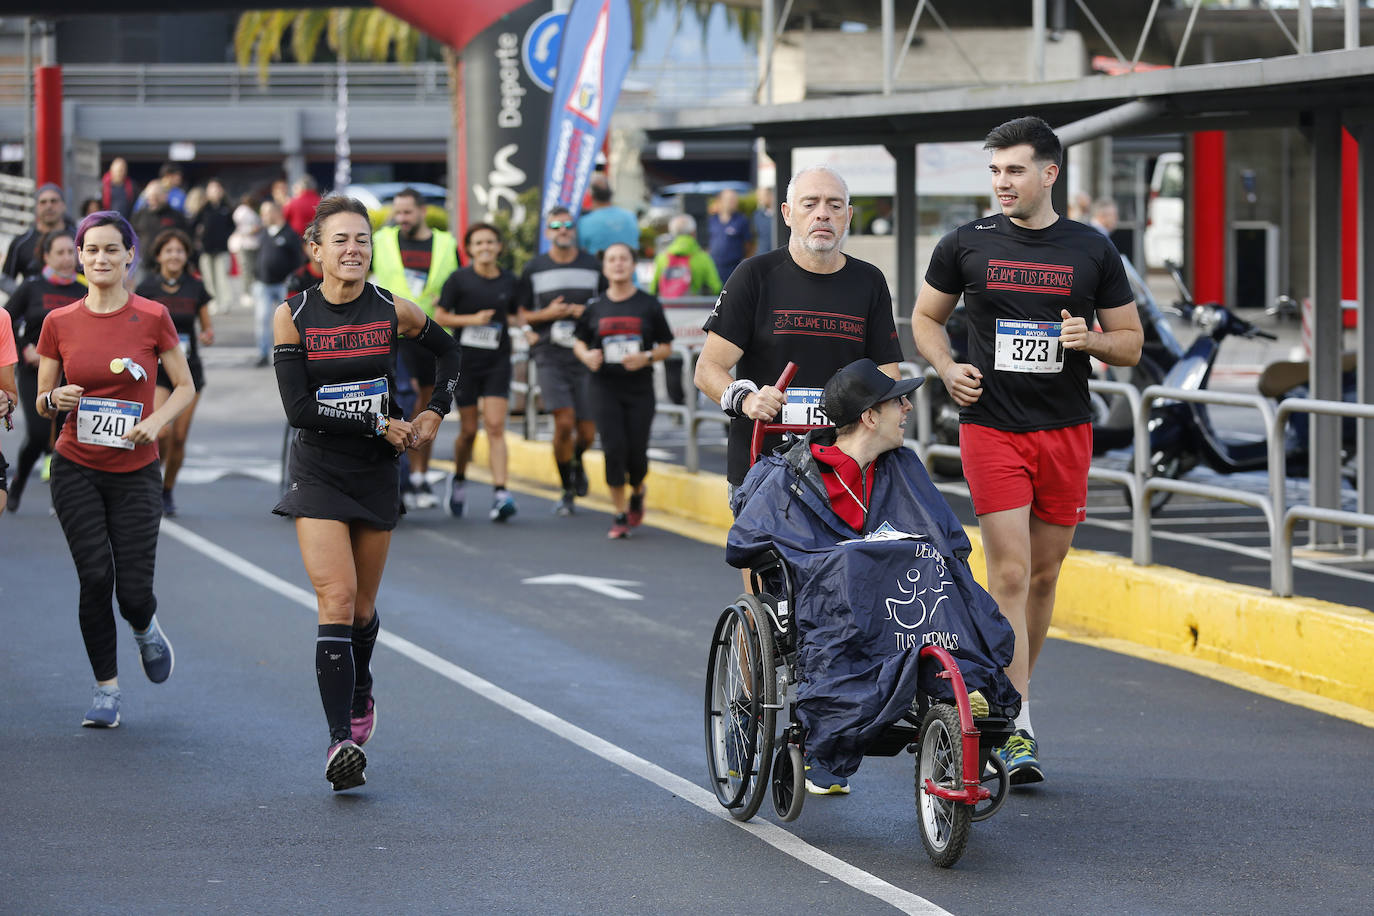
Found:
[35,211,196,728]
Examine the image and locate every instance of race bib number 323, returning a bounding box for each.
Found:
[76,397,142,450]
[994,318,1065,374]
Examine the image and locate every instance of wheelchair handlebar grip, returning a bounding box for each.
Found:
[774,362,798,394]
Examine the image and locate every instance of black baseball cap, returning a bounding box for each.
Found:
[820,359,923,428]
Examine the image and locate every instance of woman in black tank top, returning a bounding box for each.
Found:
[271,195,460,792]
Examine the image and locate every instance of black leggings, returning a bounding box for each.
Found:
[590,375,655,489]
[12,362,54,493]
[49,454,162,682]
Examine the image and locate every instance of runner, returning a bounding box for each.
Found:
[2,183,74,286]
[433,222,518,521]
[370,188,459,509]
[35,211,195,728]
[0,311,16,513]
[135,229,214,517]
[694,166,904,494]
[573,242,673,539]
[3,229,85,512]
[515,207,606,516]
[272,195,459,791]
[913,116,1142,785]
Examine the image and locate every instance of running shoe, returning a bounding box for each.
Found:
[161,489,177,518]
[607,515,630,539]
[995,730,1044,786]
[554,491,575,517]
[325,738,367,791]
[571,460,589,497]
[446,478,465,518]
[82,685,121,729]
[350,695,376,747]
[627,490,645,528]
[804,756,850,795]
[133,615,174,684]
[401,481,418,510]
[414,480,438,509]
[490,491,517,522]
[40,454,51,482]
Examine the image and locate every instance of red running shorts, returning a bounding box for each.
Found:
[959,422,1092,525]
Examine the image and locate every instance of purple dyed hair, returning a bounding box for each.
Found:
[75,210,139,274]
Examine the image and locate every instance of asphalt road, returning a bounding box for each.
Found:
[1,343,1371,915]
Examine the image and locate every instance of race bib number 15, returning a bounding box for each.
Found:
[994,318,1065,374]
[779,386,828,426]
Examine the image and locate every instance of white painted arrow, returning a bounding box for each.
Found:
[522,574,643,600]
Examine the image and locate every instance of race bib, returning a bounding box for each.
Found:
[460,323,502,350]
[551,320,577,348]
[994,318,1065,374]
[316,377,389,415]
[780,386,828,426]
[602,334,641,365]
[76,397,142,450]
[178,333,192,354]
[404,269,427,299]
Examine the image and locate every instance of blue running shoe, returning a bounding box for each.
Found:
[489,491,517,522]
[446,477,465,518]
[326,738,367,791]
[133,616,174,684]
[804,755,850,795]
[995,730,1044,785]
[82,685,120,728]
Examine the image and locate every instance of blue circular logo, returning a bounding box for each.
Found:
[523,11,566,94]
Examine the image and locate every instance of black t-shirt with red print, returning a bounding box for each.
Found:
[924,213,1134,433]
[703,247,903,484]
[575,289,673,385]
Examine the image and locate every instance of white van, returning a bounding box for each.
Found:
[1143,152,1183,270]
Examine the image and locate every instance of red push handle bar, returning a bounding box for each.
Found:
[749,362,813,466]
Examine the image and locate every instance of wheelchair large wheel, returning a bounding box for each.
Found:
[915,703,972,868]
[704,598,777,821]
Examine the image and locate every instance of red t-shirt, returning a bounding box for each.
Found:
[0,314,15,367]
[36,294,179,472]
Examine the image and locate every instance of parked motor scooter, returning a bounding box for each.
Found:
[1143,303,1358,512]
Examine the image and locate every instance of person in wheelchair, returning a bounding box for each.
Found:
[727,358,1019,795]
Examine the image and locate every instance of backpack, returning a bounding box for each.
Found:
[657,253,694,299]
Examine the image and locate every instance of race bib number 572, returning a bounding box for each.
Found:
[994,318,1065,374]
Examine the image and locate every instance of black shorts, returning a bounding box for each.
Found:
[454,354,512,407]
[273,434,402,530]
[157,354,206,392]
[399,338,437,392]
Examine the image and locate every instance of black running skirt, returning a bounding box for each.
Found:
[273,433,402,530]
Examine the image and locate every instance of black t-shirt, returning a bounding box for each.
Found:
[135,273,212,362]
[702,247,904,484]
[924,213,1134,432]
[5,275,85,350]
[576,289,674,384]
[437,266,517,368]
[286,281,400,459]
[515,251,607,350]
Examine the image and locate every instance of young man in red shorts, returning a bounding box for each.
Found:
[912,116,1143,785]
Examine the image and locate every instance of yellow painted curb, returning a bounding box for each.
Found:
[469,431,1374,721]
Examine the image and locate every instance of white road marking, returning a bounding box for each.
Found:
[158,519,950,916]
[522,573,644,600]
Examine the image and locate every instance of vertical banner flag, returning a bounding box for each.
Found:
[460,1,566,236]
[538,0,632,252]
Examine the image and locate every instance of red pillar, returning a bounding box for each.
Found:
[1190,130,1226,305]
[1341,128,1358,326]
[34,65,62,188]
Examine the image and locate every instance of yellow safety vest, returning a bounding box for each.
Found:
[371,226,458,317]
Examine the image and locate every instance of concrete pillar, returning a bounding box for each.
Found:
[887,142,917,360]
[1308,108,1343,547]
[1356,119,1374,555]
[281,109,305,185]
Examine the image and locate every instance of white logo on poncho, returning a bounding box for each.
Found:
[883,541,949,630]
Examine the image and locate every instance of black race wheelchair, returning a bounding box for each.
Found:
[703,363,1015,868]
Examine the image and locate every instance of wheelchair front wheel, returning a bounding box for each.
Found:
[704,598,777,822]
[971,750,1009,823]
[771,742,805,822]
[915,703,972,868]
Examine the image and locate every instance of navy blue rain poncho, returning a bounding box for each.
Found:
[726,429,1019,778]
